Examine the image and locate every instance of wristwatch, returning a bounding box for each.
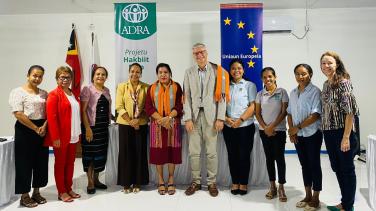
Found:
[240,117,245,122]
[297,124,302,130]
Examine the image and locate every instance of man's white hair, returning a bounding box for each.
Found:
[192,43,206,49]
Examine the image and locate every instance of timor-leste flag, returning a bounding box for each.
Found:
[66,28,82,97]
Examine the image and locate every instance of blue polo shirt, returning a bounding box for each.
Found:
[225,79,257,127]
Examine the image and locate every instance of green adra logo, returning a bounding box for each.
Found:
[115,3,156,40]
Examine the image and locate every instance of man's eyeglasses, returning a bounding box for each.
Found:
[193,50,207,56]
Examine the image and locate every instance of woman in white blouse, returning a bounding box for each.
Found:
[9,65,49,208]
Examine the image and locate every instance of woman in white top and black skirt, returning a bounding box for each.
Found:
[9,65,49,208]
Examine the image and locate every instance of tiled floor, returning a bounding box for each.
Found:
[0,155,373,211]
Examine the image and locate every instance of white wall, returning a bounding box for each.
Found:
[1,8,375,150]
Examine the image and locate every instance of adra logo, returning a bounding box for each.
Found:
[122,4,148,23]
[115,3,157,40]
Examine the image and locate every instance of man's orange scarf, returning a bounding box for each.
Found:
[214,63,230,103]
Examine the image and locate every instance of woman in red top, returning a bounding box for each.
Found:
[145,63,183,195]
[45,66,81,202]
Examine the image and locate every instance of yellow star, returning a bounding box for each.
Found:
[248,60,255,68]
[224,17,231,25]
[247,31,255,39]
[251,45,258,54]
[237,21,245,29]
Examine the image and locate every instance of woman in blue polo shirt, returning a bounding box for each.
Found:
[223,59,257,195]
[255,67,289,202]
[287,63,323,211]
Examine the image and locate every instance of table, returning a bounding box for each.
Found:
[105,124,269,187]
[0,136,15,206]
[368,135,376,210]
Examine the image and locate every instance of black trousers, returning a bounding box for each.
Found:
[324,129,356,211]
[260,130,286,184]
[295,130,323,191]
[14,120,49,194]
[223,123,255,185]
[117,124,149,187]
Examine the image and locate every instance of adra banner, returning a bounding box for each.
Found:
[115,3,157,84]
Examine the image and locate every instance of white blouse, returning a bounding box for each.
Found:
[65,93,81,143]
[9,87,47,120]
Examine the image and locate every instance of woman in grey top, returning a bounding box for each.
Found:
[255,67,289,202]
[320,51,359,211]
[287,64,323,211]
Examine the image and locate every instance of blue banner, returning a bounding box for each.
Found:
[220,3,263,91]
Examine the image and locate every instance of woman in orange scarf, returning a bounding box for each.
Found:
[145,63,183,195]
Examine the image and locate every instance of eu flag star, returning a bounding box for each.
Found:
[224,17,231,25]
[237,21,245,29]
[247,31,255,39]
[251,45,258,53]
[248,60,255,68]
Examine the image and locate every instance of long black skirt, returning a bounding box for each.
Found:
[117,124,149,187]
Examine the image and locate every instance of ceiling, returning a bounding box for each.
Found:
[1,0,376,15]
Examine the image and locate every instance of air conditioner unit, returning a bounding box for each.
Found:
[263,16,293,33]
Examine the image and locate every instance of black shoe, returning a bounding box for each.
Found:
[87,187,96,194]
[238,189,248,195]
[230,189,239,195]
[94,182,108,190]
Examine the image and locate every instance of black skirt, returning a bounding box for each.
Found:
[81,94,110,173]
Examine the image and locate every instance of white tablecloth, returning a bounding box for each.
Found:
[367,135,376,210]
[0,136,15,206]
[105,124,269,187]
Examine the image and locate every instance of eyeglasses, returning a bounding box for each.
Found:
[58,76,72,81]
[193,50,207,56]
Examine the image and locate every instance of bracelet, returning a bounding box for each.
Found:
[297,124,302,130]
[240,117,244,122]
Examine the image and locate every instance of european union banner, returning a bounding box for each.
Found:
[220,3,263,91]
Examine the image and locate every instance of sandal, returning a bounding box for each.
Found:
[167,184,176,195]
[133,185,140,193]
[122,186,132,194]
[304,200,320,211]
[296,197,312,208]
[158,184,166,195]
[20,195,38,208]
[58,193,73,202]
[265,187,277,200]
[31,193,47,204]
[68,191,81,199]
[278,188,287,202]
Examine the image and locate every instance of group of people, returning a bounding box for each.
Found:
[9,43,359,211]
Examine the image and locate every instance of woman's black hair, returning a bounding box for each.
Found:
[155,63,172,77]
[261,67,277,87]
[228,59,245,82]
[294,63,313,78]
[27,65,45,76]
[129,63,143,73]
[261,67,276,78]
